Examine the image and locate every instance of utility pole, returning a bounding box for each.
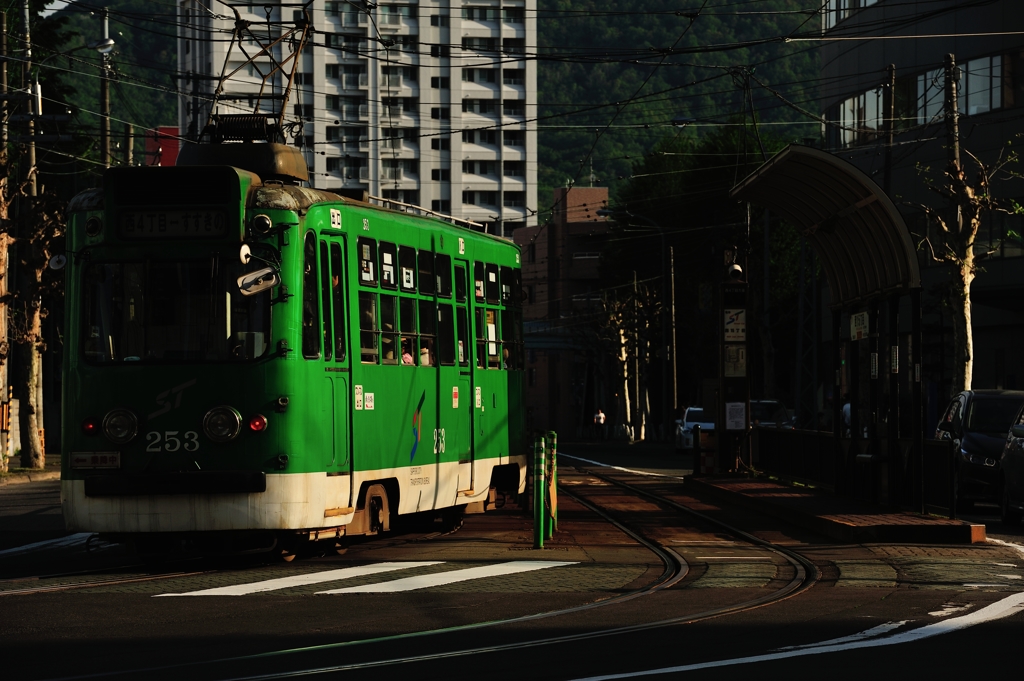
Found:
[0,11,8,472]
[123,123,133,165]
[22,0,35,196]
[883,64,895,197]
[100,9,111,167]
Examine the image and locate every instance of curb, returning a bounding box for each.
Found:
[686,476,986,545]
[0,470,61,486]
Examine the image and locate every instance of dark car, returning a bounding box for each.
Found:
[997,406,1024,524]
[936,389,1024,508]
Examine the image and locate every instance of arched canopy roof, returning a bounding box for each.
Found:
[730,145,920,309]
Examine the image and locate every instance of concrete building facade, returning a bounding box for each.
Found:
[177,0,537,233]
[514,187,610,437]
[819,0,1024,423]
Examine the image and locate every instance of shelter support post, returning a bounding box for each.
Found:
[887,296,900,508]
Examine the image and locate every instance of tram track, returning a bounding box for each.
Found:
[52,459,822,681]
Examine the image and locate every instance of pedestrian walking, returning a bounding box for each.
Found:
[594,408,607,440]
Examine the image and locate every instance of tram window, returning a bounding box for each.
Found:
[486,309,499,368]
[435,254,452,298]
[399,246,417,291]
[473,261,485,301]
[438,304,455,365]
[512,269,522,309]
[359,291,378,363]
[474,308,486,369]
[319,241,333,361]
[485,263,499,304]
[500,266,513,306]
[303,233,321,359]
[501,308,515,369]
[456,307,470,366]
[418,299,436,366]
[379,241,398,290]
[399,297,417,365]
[512,308,523,368]
[454,265,467,303]
[358,237,378,287]
[418,250,435,295]
[380,294,398,364]
[330,242,347,361]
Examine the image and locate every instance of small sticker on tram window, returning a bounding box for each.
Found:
[459,238,465,255]
[402,267,415,288]
[365,393,374,410]
[475,386,482,409]
[330,209,341,229]
[354,385,364,410]
[362,218,370,231]
[452,386,459,409]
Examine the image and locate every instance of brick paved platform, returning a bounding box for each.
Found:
[687,476,986,544]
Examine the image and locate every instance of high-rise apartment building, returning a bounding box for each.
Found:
[178,0,536,234]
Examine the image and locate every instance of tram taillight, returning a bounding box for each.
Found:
[248,414,268,433]
[81,417,99,436]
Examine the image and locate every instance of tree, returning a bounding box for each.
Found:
[911,143,1021,394]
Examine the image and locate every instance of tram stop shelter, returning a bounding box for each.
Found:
[730,144,935,510]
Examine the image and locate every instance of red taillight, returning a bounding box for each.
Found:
[82,417,99,435]
[248,414,268,432]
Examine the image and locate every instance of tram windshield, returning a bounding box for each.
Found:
[81,257,271,363]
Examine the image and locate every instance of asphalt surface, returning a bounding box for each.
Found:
[2,446,1024,681]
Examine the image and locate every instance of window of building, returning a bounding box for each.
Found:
[430,44,451,58]
[504,130,525,147]
[430,14,449,26]
[462,6,498,21]
[463,68,497,83]
[503,191,525,208]
[431,168,451,181]
[463,130,497,145]
[462,37,497,52]
[503,99,525,117]
[503,69,524,85]
[431,136,451,150]
[502,38,525,55]
[431,107,450,120]
[503,8,524,23]
[503,161,524,177]
[431,199,451,212]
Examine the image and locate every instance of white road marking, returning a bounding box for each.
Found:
[317,561,577,594]
[993,563,1018,568]
[964,583,1009,588]
[155,562,442,597]
[929,603,972,617]
[775,621,908,650]
[996,574,1023,580]
[560,454,687,480]
[986,538,1024,560]
[568,592,1024,680]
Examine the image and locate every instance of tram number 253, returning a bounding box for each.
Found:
[433,428,446,454]
[146,430,200,452]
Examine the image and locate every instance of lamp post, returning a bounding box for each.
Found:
[597,209,677,442]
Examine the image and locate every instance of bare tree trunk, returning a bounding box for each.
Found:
[619,328,632,442]
[15,262,44,469]
[950,263,974,394]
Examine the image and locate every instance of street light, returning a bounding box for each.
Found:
[597,208,677,442]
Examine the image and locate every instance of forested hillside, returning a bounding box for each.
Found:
[536,0,821,211]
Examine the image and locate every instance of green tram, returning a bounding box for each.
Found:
[60,141,526,552]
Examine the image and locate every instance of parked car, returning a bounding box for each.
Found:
[750,399,794,429]
[936,389,1024,508]
[999,407,1024,524]
[677,406,714,450]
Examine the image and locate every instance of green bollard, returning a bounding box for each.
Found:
[545,430,558,538]
[533,436,546,549]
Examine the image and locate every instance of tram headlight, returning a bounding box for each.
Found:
[102,409,137,444]
[203,406,242,443]
[251,214,273,236]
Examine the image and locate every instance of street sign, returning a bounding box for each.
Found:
[724,308,746,342]
[724,344,746,377]
[851,311,869,340]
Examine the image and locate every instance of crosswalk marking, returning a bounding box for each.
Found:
[155,561,442,597]
[317,561,577,594]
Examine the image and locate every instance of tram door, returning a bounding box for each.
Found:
[324,239,352,479]
[454,261,474,491]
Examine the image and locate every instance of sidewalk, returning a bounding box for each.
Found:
[0,455,61,486]
[687,475,986,544]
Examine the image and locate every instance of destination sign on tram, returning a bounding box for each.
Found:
[120,210,227,239]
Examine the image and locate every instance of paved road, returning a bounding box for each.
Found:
[2,451,1024,680]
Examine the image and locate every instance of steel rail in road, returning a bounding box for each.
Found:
[115,465,820,681]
